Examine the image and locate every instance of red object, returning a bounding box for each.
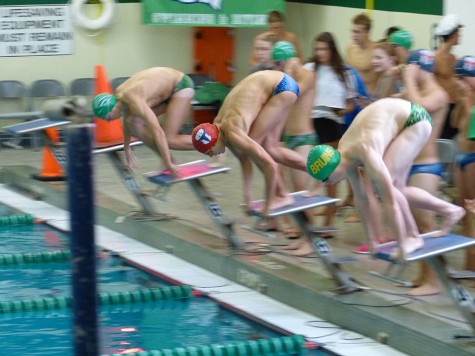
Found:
[33,127,65,181]
[191,123,219,154]
[94,64,124,145]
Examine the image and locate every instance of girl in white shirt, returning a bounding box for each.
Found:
[304,32,356,231]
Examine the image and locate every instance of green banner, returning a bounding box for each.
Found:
[142,0,285,27]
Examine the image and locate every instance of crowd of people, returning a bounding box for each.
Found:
[92,10,475,297]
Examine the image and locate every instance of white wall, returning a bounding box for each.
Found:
[443,0,475,56]
[0,4,193,87]
[0,2,445,87]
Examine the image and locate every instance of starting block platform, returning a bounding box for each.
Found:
[248,191,360,294]
[146,160,245,250]
[247,192,340,218]
[376,233,475,262]
[147,160,230,186]
[3,118,70,134]
[373,232,475,332]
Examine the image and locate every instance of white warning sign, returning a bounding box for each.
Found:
[0,5,74,57]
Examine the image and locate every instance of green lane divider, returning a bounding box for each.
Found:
[0,214,35,226]
[0,286,192,314]
[0,249,70,265]
[105,335,305,356]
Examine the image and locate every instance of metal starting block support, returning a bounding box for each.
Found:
[92,141,174,221]
[247,191,361,294]
[146,160,246,250]
[375,233,475,332]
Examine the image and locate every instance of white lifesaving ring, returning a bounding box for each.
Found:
[71,0,116,31]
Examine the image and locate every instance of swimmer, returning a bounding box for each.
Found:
[92,67,195,176]
[192,70,307,216]
[307,97,465,260]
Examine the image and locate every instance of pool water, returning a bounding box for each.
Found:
[0,253,170,301]
[0,221,332,355]
[0,223,67,253]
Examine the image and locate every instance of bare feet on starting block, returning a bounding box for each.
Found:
[263,195,294,215]
[390,236,424,260]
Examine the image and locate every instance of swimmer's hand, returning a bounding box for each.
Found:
[465,199,475,214]
[125,148,139,170]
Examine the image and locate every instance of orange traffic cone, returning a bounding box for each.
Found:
[32,128,65,181]
[94,64,124,148]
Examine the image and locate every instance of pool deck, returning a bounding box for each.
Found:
[1,145,475,356]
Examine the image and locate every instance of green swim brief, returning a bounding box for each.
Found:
[404,103,432,129]
[173,74,195,93]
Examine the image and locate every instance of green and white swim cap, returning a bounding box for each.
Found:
[92,93,117,119]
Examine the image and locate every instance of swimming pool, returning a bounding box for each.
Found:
[0,217,331,355]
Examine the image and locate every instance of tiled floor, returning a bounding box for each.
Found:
[1,143,475,355]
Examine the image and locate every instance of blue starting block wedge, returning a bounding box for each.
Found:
[375,233,475,262]
[248,191,360,294]
[147,160,244,250]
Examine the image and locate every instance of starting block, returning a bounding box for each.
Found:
[374,232,475,332]
[248,191,361,294]
[92,140,175,221]
[147,160,246,250]
[3,117,173,221]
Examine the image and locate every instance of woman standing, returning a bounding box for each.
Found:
[304,32,356,233]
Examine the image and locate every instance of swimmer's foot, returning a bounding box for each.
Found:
[436,206,466,236]
[390,236,424,260]
[407,282,440,296]
[282,239,303,250]
[289,240,315,257]
[263,195,294,215]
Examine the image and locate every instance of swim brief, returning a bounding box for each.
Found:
[173,74,195,94]
[272,73,300,96]
[408,163,444,178]
[404,103,432,129]
[282,133,318,150]
[456,152,475,170]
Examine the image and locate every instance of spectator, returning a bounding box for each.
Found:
[346,13,376,95]
[304,32,356,232]
[249,34,278,74]
[250,10,303,66]
[434,14,464,139]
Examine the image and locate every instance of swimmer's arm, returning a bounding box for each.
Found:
[346,166,378,245]
[127,99,173,170]
[403,64,448,112]
[362,151,405,249]
[451,79,470,128]
[226,129,278,210]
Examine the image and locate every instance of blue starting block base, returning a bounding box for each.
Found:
[248,191,360,294]
[372,232,475,332]
[146,160,245,250]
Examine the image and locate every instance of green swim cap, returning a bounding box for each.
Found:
[306,145,341,181]
[92,93,117,119]
[272,41,296,61]
[388,30,413,50]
